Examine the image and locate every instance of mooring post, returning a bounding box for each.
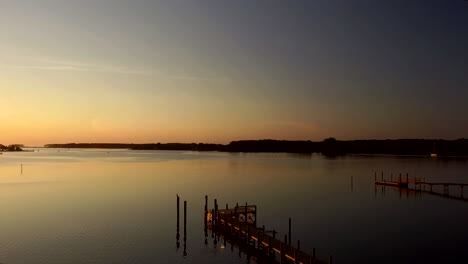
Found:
[177,194,180,227]
[288,217,292,246]
[254,205,257,227]
[374,171,376,182]
[313,248,316,259]
[176,194,180,248]
[226,203,228,210]
[205,195,208,212]
[406,173,409,184]
[245,202,248,223]
[183,200,187,243]
[268,237,272,257]
[329,255,333,264]
[297,240,301,251]
[280,243,284,264]
[214,199,217,226]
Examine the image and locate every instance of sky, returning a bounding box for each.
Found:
[1,0,467,146]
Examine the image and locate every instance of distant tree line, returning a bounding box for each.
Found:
[44,138,468,156]
[0,144,24,151]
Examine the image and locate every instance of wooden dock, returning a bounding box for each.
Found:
[373,172,468,201]
[205,197,330,264]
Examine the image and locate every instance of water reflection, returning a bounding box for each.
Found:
[1,149,468,264]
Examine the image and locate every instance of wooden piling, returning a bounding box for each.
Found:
[298,240,301,251]
[288,217,292,245]
[329,255,333,264]
[183,200,187,242]
[268,237,272,257]
[176,194,180,247]
[177,194,180,227]
[214,199,217,225]
[245,202,248,217]
[280,243,284,264]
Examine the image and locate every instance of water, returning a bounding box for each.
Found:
[1,148,467,264]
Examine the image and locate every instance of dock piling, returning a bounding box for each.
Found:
[183,201,187,238]
[176,194,180,248]
[183,200,187,256]
[288,217,292,245]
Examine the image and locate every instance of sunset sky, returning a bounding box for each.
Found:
[1,0,467,146]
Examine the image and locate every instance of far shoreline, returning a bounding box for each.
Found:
[38,138,468,157]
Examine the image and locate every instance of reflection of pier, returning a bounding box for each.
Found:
[205,197,330,264]
[373,172,468,202]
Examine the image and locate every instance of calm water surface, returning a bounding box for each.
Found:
[0,149,467,264]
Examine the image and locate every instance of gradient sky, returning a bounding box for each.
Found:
[1,0,467,146]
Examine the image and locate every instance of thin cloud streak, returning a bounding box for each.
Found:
[1,55,226,81]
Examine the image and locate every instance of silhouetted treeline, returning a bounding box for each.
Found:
[45,143,134,149]
[45,143,225,151]
[44,138,468,156]
[0,144,23,151]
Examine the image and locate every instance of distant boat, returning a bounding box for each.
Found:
[430,142,437,157]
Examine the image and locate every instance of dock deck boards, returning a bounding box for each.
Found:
[207,203,329,264]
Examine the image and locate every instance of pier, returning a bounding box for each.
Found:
[204,197,330,264]
[374,172,468,202]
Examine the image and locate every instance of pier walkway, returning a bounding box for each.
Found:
[373,172,468,201]
[206,198,329,264]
